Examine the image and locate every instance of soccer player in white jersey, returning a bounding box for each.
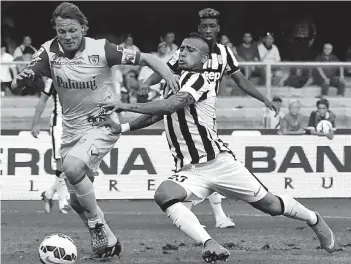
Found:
[141,8,276,229]
[31,77,70,214]
[11,2,178,259]
[97,33,336,263]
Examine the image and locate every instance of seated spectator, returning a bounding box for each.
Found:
[236,32,260,81]
[305,98,335,140]
[14,46,35,72]
[279,100,304,135]
[1,41,17,97]
[345,45,351,76]
[13,36,37,59]
[257,32,287,86]
[263,96,285,129]
[120,69,140,103]
[313,43,345,97]
[163,32,178,55]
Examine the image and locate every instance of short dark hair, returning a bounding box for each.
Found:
[316,98,329,108]
[272,96,282,103]
[187,32,210,54]
[51,2,89,34]
[23,46,35,55]
[198,8,220,22]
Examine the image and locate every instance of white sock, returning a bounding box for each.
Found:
[209,193,227,219]
[278,195,317,225]
[56,178,70,210]
[165,203,212,245]
[97,205,117,246]
[45,180,57,200]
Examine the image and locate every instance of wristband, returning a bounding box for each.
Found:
[121,123,130,133]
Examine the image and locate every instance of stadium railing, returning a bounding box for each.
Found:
[2,60,350,99]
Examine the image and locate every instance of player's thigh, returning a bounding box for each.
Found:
[163,168,213,205]
[62,127,119,171]
[207,152,268,203]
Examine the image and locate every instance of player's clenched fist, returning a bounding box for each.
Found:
[93,115,121,135]
[15,69,35,83]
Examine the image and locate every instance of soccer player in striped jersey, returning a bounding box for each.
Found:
[97,33,337,263]
[31,77,70,214]
[141,8,272,229]
[11,2,178,259]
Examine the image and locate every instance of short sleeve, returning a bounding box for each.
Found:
[105,41,140,67]
[224,46,240,75]
[166,50,181,74]
[179,72,210,102]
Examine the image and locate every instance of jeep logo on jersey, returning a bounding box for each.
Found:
[203,71,221,82]
[56,76,98,90]
[88,55,99,65]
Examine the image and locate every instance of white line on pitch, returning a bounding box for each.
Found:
[26,210,351,219]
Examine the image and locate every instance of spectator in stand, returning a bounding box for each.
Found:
[1,41,17,97]
[118,34,141,75]
[345,45,351,76]
[305,98,335,140]
[163,32,178,55]
[263,96,285,129]
[313,43,345,98]
[257,32,287,86]
[138,42,168,101]
[236,32,260,81]
[14,46,35,72]
[13,36,37,59]
[279,100,304,135]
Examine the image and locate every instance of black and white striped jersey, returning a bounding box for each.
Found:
[164,71,230,171]
[42,78,62,127]
[167,43,240,93]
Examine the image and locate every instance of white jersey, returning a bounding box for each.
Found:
[24,37,140,144]
[164,71,230,171]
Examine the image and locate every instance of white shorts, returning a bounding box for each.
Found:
[166,151,268,204]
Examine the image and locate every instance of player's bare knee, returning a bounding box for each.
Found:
[154,180,187,211]
[62,156,86,183]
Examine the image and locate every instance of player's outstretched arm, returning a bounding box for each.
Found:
[99,92,195,116]
[94,114,163,134]
[31,92,49,138]
[143,72,163,87]
[231,71,277,114]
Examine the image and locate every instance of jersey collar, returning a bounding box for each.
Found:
[50,37,86,57]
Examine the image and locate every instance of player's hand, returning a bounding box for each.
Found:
[264,99,278,117]
[15,69,35,86]
[138,83,150,96]
[94,115,121,135]
[97,100,125,113]
[164,75,180,93]
[31,124,40,138]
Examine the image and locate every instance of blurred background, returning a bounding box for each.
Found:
[2,1,351,133]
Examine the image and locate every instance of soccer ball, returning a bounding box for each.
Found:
[316,120,333,134]
[39,233,77,264]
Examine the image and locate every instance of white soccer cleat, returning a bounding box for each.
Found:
[202,239,230,263]
[215,215,236,229]
[59,204,71,214]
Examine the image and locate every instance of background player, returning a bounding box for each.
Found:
[97,33,336,263]
[31,77,70,214]
[140,8,277,229]
[11,2,178,259]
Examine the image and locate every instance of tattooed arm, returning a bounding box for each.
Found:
[119,92,195,115]
[129,114,164,131]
